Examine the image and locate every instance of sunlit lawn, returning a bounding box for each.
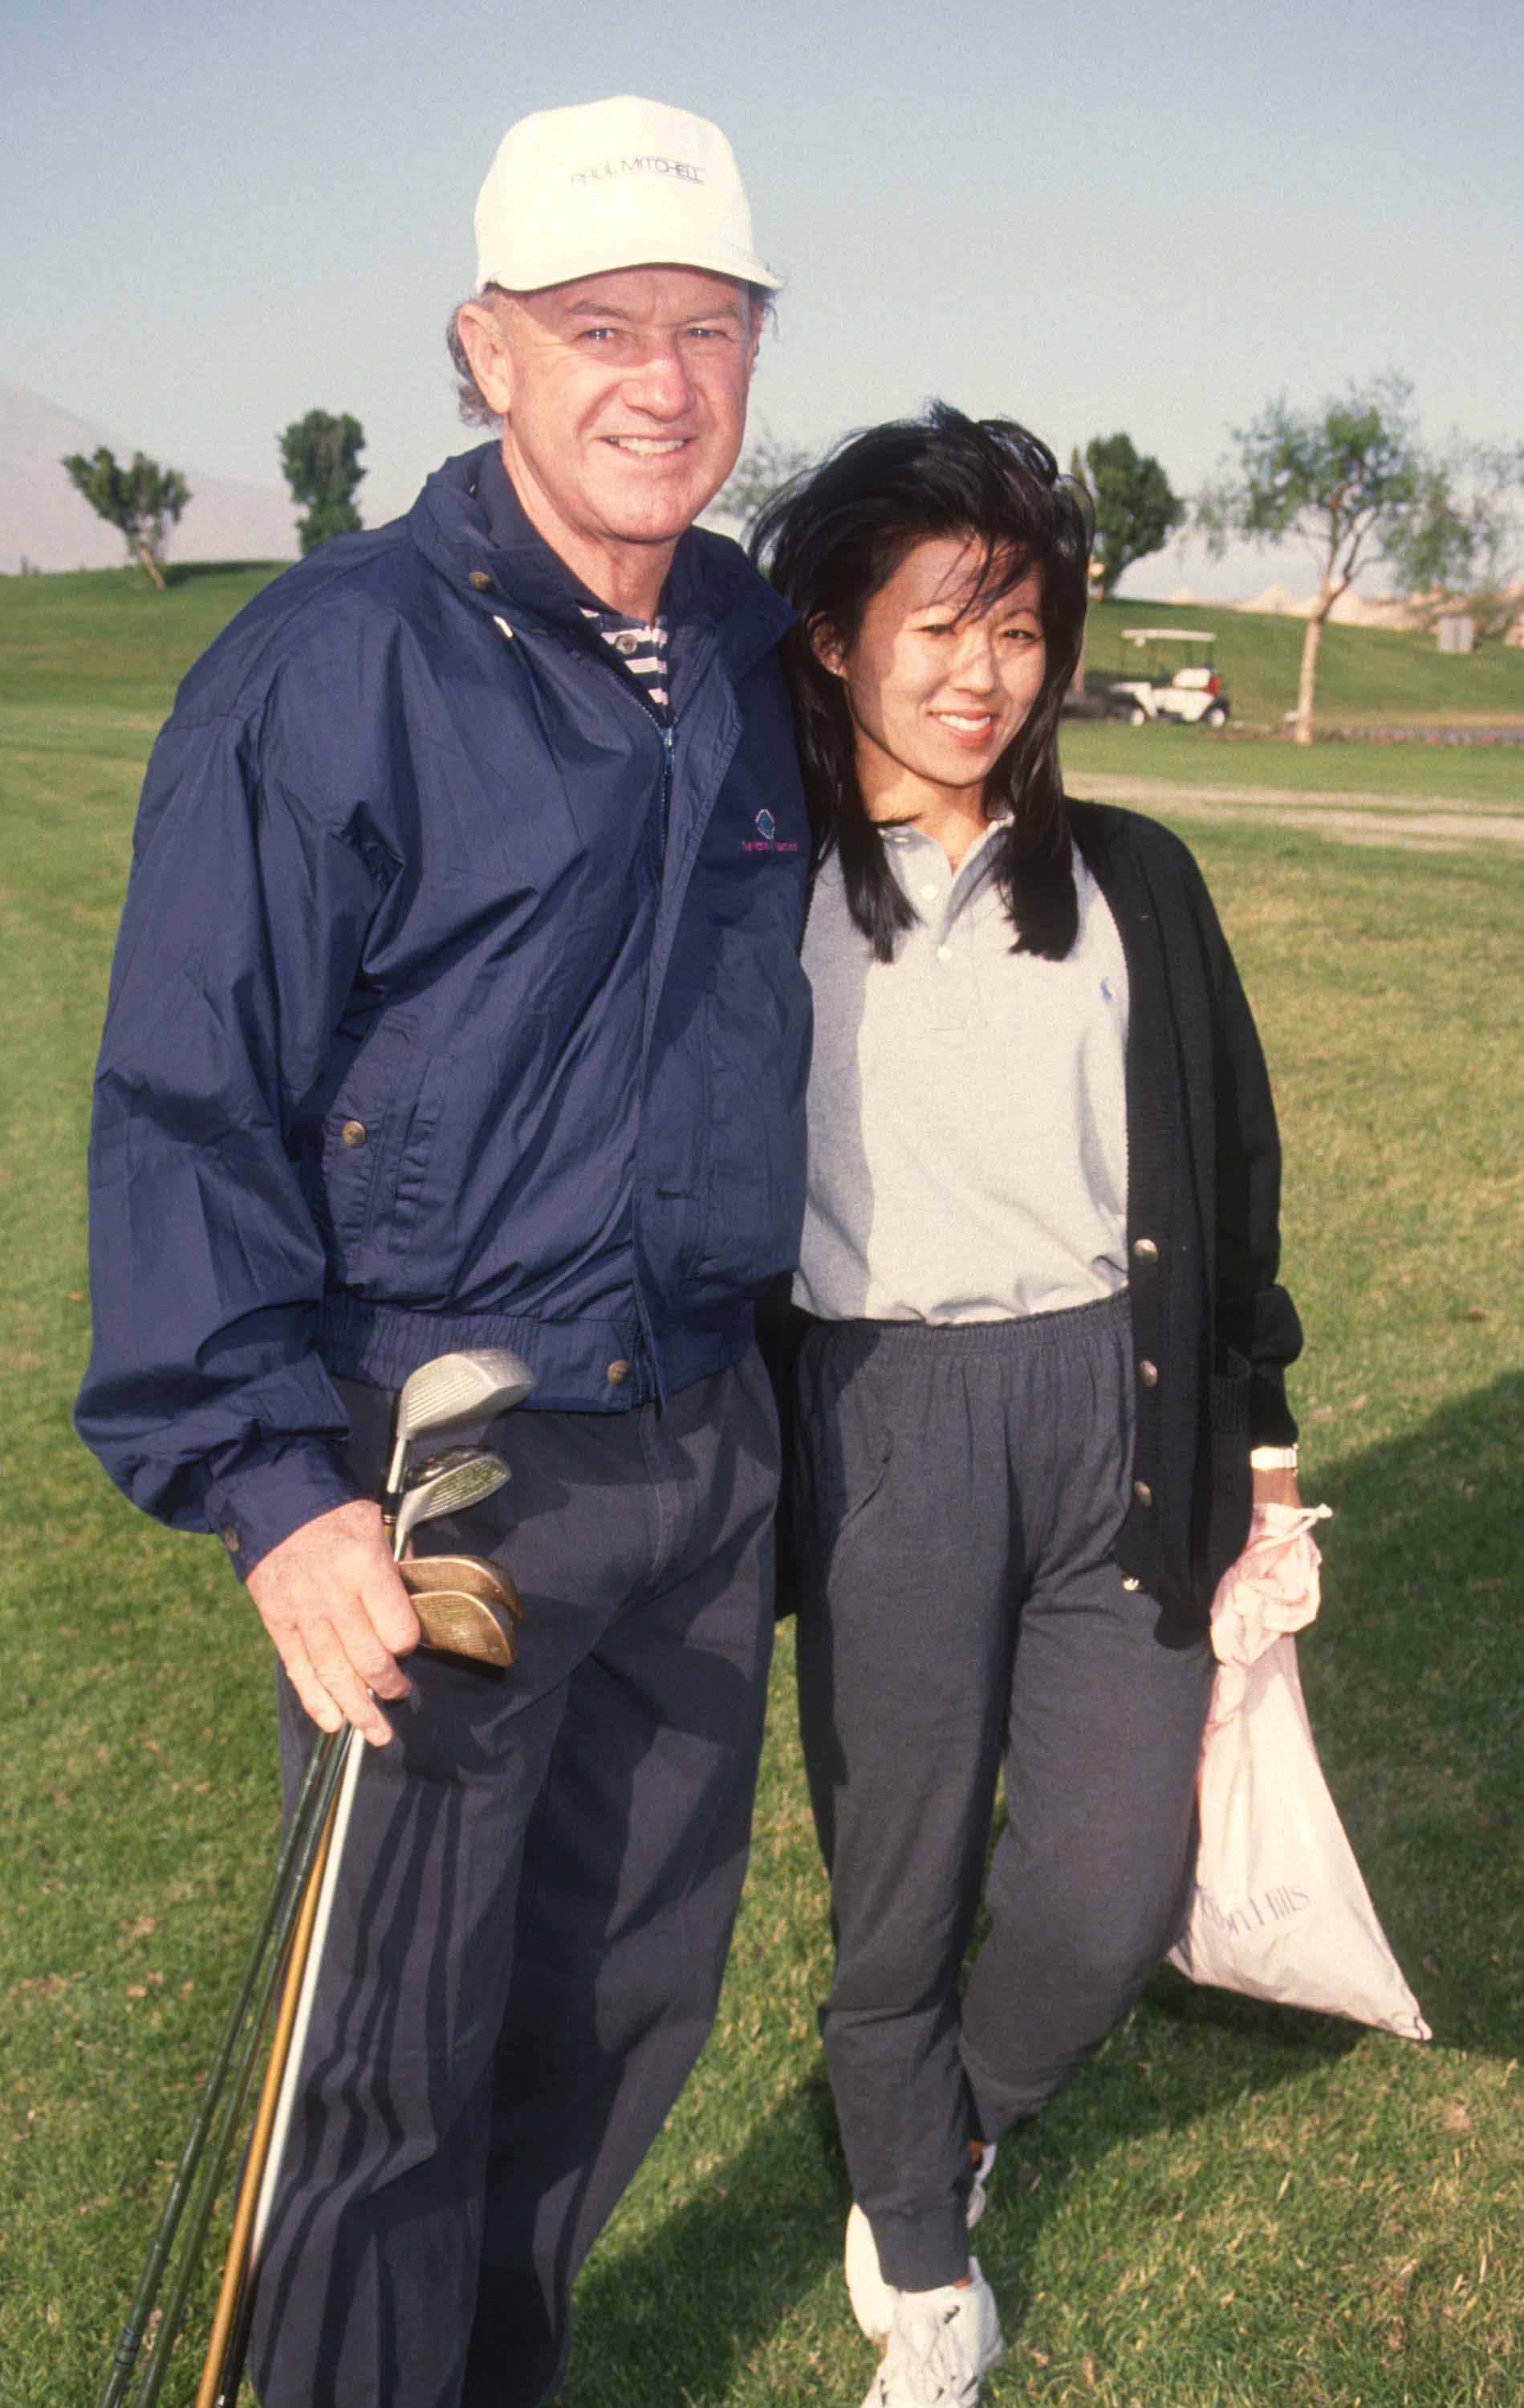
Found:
[2,573,1521,2405]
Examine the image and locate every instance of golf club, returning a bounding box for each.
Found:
[102,1348,536,2406]
[393,1445,510,1553]
[401,1552,522,1669]
[197,1352,536,2402]
[96,1725,348,2408]
[381,1346,536,1519]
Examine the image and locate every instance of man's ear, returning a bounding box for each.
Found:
[454,296,515,417]
[808,616,845,677]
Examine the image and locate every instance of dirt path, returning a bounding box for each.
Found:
[1075,773,1524,853]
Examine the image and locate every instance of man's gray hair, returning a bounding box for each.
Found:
[445,283,778,426]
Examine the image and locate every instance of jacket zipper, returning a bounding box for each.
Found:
[573,630,678,1400]
[578,633,677,846]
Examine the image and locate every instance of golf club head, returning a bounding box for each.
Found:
[392,1449,510,1552]
[384,1347,538,1502]
[400,1553,522,1668]
[401,1552,520,1615]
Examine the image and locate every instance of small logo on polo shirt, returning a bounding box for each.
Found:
[742,807,799,855]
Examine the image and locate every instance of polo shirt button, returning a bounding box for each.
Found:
[920,883,938,901]
[1132,1480,1153,1507]
[606,1360,632,1385]
[936,945,953,962]
[468,570,493,591]
[615,632,640,655]
[340,1119,368,1148]
[1132,1236,1159,1264]
[1137,1358,1159,1387]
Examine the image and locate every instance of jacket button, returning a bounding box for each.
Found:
[605,1360,632,1385]
[468,570,493,592]
[1120,1575,1140,1592]
[1132,1236,1159,1264]
[1132,1479,1153,1507]
[340,1119,368,1149]
[1137,1358,1159,1387]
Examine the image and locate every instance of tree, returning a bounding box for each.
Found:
[1195,374,1478,744]
[1073,432,1185,597]
[712,429,813,539]
[60,446,190,589]
[278,410,367,552]
[1396,439,1524,640]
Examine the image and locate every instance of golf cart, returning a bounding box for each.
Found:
[1106,629,1229,727]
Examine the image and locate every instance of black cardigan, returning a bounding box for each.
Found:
[765,800,1303,1637]
[1070,799,1301,1633]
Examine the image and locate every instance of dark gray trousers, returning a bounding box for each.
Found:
[790,1296,1213,2291]
[250,1348,778,2408]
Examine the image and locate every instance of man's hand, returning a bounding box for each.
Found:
[246,1499,421,1747]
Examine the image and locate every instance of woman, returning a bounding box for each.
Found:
[752,407,1306,2408]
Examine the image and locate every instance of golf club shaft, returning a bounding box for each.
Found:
[97,1724,344,2408]
[193,1790,338,2408]
[247,1724,364,2261]
[185,1348,537,2390]
[199,1724,366,2408]
[126,1729,352,2408]
[239,1494,421,2278]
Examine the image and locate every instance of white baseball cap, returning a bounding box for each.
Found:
[473,95,780,295]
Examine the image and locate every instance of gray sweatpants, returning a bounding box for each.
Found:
[790,1295,1213,2291]
[250,1349,778,2408]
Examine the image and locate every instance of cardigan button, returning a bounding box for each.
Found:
[1132,1236,1159,1265]
[1132,1479,1153,1507]
[467,569,493,592]
[340,1119,368,1149]
[1137,1358,1159,1387]
[605,1360,632,1385]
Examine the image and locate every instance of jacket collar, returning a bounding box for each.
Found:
[407,442,792,669]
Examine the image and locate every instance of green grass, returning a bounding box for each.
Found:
[1061,719,1524,807]
[3,571,1523,2406]
[1082,592,1524,733]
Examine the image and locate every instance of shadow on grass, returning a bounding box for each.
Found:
[563,1374,1522,2399]
[560,2064,843,2405]
[562,2007,1359,2404]
[1291,1367,1523,2056]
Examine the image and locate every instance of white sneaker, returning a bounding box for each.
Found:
[844,2147,997,2347]
[860,2260,1004,2406]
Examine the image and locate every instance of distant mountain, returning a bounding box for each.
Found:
[0,384,301,573]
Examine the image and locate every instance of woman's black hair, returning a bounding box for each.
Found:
[750,402,1094,961]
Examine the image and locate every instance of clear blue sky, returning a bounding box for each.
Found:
[5,0,1520,595]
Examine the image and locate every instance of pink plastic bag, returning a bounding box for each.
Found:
[1205,1500,1331,1723]
[1167,1508,1431,2040]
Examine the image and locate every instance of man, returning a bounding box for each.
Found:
[76,96,811,2406]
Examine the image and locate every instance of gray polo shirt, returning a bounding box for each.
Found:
[795,821,1129,1323]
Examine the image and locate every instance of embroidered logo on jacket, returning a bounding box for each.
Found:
[742,807,799,855]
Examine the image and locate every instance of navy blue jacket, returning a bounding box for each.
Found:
[75,449,812,1571]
